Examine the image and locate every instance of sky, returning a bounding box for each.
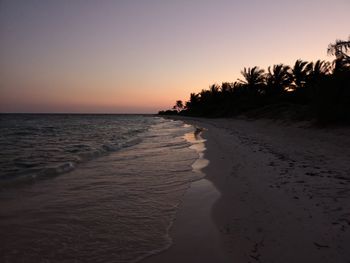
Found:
[0,0,349,113]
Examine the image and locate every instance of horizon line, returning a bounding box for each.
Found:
[0,112,158,115]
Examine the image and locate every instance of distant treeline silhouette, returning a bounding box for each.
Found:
[159,37,350,124]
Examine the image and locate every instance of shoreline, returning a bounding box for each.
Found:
[142,124,231,263]
[143,116,350,262]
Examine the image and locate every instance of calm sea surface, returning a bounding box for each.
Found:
[0,114,204,262]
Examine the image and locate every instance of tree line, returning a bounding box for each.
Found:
[159,37,350,124]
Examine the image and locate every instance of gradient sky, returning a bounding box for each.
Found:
[1,0,349,113]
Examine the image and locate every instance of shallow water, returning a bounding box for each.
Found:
[0,115,205,262]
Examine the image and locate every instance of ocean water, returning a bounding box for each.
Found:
[0,114,205,262]
[0,114,152,183]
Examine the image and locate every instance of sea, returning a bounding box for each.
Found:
[0,114,206,263]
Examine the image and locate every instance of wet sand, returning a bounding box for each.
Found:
[143,117,350,263]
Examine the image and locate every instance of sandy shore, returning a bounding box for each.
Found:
[143,117,350,263]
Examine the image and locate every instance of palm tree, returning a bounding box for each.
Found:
[328,37,350,72]
[291,59,312,91]
[185,93,199,110]
[221,82,234,94]
[303,60,331,101]
[189,93,199,104]
[173,100,183,112]
[209,84,220,94]
[266,64,292,96]
[309,60,331,79]
[238,66,265,94]
[327,36,350,61]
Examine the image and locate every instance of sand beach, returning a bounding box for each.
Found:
[144,117,350,263]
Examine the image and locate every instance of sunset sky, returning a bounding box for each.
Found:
[1,0,349,113]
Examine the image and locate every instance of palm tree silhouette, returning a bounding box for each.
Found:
[238,66,265,94]
[190,93,199,104]
[209,84,220,95]
[185,93,199,110]
[160,37,350,123]
[327,36,350,61]
[173,100,184,112]
[221,82,234,94]
[291,59,312,91]
[309,60,331,79]
[328,36,350,72]
[266,64,292,96]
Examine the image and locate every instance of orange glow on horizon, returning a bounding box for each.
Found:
[1,0,349,113]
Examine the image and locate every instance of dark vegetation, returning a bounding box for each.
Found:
[159,37,350,124]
